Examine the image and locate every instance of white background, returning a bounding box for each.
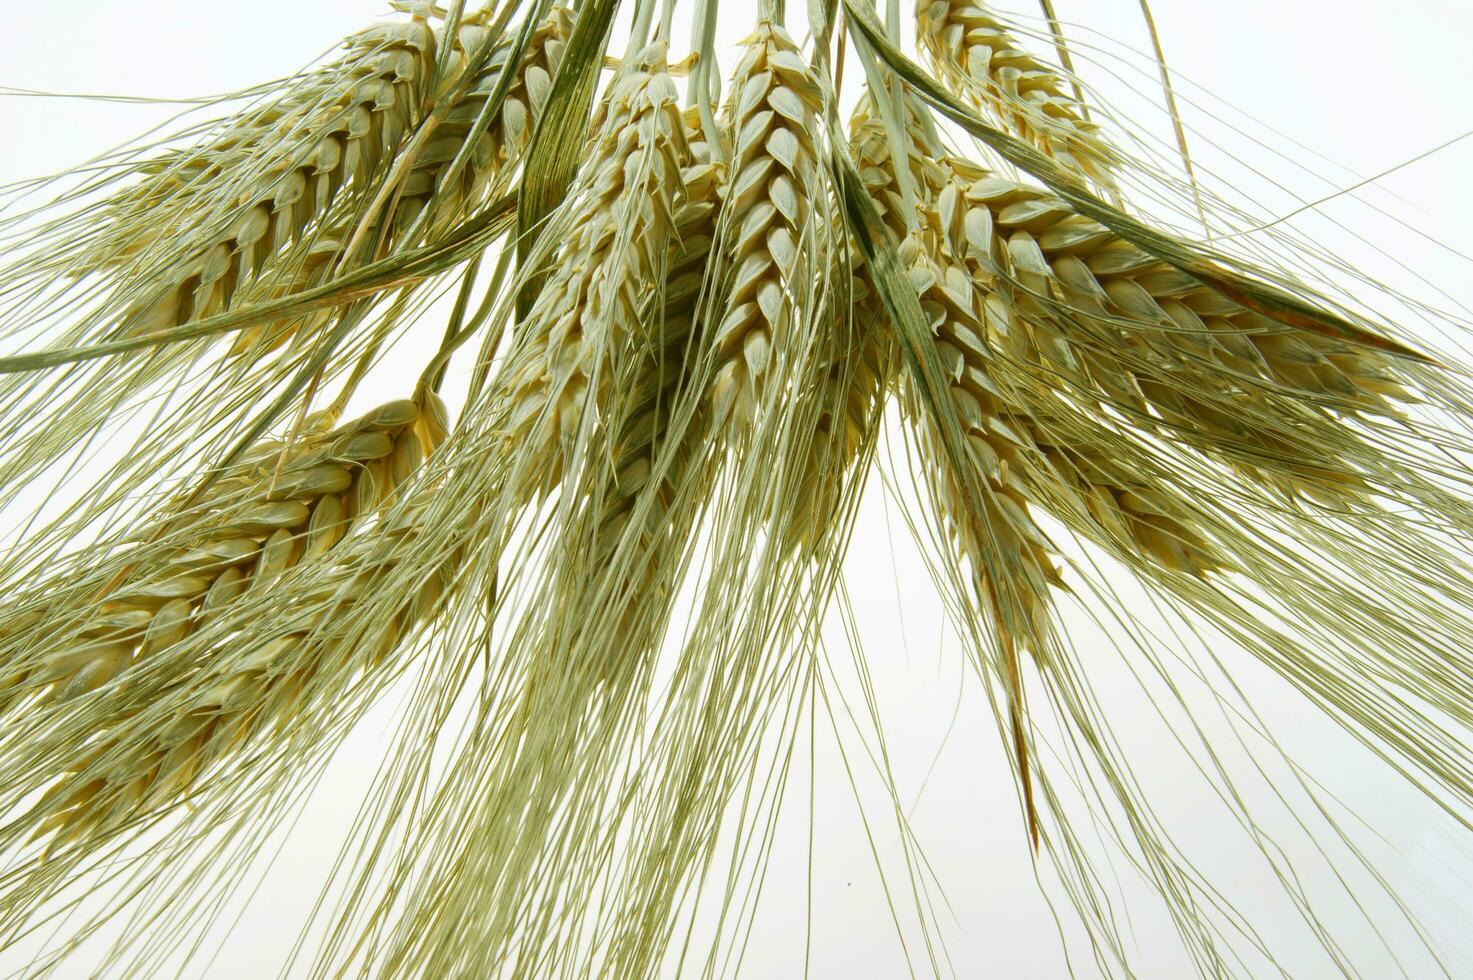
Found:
[2,1,1473,977]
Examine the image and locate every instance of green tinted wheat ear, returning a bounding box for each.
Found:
[1023,417,1224,576]
[29,492,458,851]
[83,21,431,275]
[916,0,1118,189]
[7,397,443,714]
[115,21,439,336]
[21,397,448,850]
[940,156,1409,499]
[901,223,1059,842]
[226,8,574,359]
[709,21,828,425]
[783,101,918,546]
[602,146,722,552]
[856,90,1058,836]
[499,44,689,498]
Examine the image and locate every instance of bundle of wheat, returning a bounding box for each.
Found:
[0,1,1471,976]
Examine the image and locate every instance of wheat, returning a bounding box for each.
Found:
[936,155,1408,499]
[22,395,447,848]
[226,8,575,359]
[782,102,915,546]
[852,98,1053,601]
[916,0,1118,189]
[498,43,689,499]
[601,153,723,549]
[83,21,431,276]
[9,396,442,715]
[708,21,827,425]
[116,21,439,337]
[4,5,1473,977]
[389,6,575,239]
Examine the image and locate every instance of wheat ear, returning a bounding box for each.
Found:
[7,396,443,716]
[116,20,439,337]
[388,6,575,239]
[83,21,431,276]
[939,155,1409,500]
[708,20,828,425]
[22,395,447,849]
[227,7,575,359]
[498,43,690,499]
[916,0,1118,190]
[856,91,1057,840]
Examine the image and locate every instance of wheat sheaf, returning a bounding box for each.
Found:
[0,0,1470,976]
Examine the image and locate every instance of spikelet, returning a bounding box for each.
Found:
[708,21,828,425]
[115,21,439,336]
[6,396,444,714]
[939,155,1410,499]
[498,43,689,499]
[915,0,1118,189]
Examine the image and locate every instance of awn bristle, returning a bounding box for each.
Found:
[915,0,1118,189]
